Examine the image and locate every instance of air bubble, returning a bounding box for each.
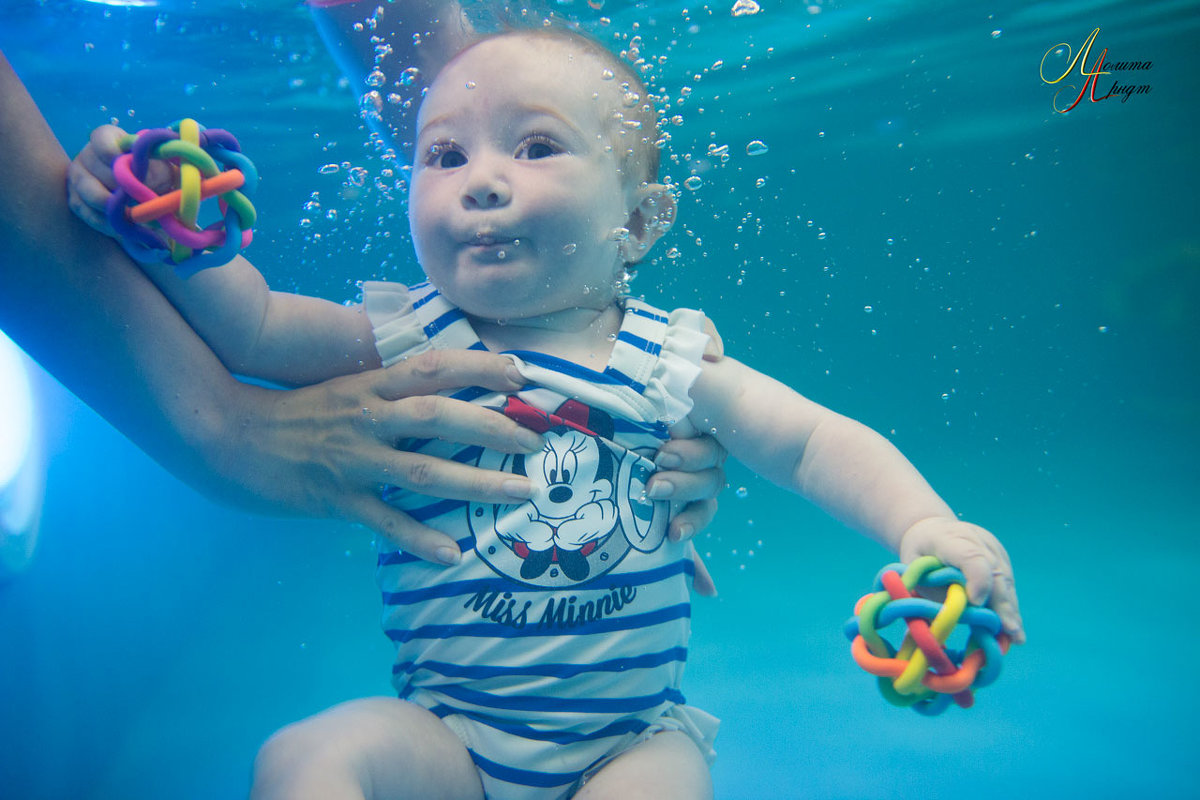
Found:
[745,139,769,156]
[319,163,340,174]
[736,486,748,498]
[683,176,703,191]
[562,243,577,255]
[601,69,616,81]
[465,80,476,89]
[731,0,761,16]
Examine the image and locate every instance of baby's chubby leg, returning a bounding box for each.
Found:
[250,697,483,800]
[573,731,712,800]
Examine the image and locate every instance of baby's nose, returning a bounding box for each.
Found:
[462,161,512,209]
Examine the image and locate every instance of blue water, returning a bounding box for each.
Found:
[1,0,1198,797]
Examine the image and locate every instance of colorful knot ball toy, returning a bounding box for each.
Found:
[843,556,1010,715]
[105,118,257,277]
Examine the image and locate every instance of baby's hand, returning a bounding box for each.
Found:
[66,124,172,236]
[898,517,1024,644]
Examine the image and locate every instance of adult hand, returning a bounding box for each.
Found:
[215,349,728,583]
[213,349,538,567]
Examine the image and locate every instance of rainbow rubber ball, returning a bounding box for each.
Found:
[105,118,257,276]
[844,556,1010,715]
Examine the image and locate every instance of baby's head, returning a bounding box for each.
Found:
[407,28,676,323]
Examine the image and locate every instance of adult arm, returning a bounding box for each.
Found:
[0,52,726,579]
[0,50,546,564]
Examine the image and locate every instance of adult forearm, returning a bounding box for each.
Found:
[0,51,243,497]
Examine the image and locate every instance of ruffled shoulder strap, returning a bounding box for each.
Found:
[362,281,484,367]
[608,297,710,426]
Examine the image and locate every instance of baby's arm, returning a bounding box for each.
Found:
[67,125,379,386]
[134,254,379,386]
[689,357,1023,642]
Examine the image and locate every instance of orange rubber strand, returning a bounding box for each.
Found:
[129,169,245,224]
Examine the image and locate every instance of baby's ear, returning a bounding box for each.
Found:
[620,184,676,264]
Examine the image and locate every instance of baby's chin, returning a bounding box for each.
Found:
[454,294,620,330]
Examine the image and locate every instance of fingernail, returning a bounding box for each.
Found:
[647,480,674,500]
[505,363,526,386]
[502,478,533,500]
[515,428,544,452]
[436,547,461,566]
[677,523,695,541]
[655,452,682,470]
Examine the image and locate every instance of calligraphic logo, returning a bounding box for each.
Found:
[1040,28,1152,113]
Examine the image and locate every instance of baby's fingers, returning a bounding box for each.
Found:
[85,125,127,179]
[66,156,117,234]
[898,518,1004,606]
[989,572,1026,644]
[700,314,725,362]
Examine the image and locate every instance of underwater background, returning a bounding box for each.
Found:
[1,0,1197,797]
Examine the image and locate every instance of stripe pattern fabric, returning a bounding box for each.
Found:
[363,281,717,799]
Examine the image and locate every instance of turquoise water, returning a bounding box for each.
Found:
[1,0,1198,797]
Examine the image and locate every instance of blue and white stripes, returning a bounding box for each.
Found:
[361,281,717,799]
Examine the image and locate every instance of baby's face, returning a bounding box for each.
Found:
[408,34,640,322]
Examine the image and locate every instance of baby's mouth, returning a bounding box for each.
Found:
[467,232,519,247]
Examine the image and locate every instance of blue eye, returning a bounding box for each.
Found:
[440,150,467,168]
[426,142,466,168]
[519,135,561,160]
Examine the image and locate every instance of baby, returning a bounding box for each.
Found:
[69,26,1023,800]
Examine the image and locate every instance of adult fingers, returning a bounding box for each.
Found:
[345,494,465,565]
[655,434,726,472]
[373,393,544,455]
[669,498,718,544]
[372,349,525,400]
[691,551,717,597]
[647,466,724,506]
[365,448,533,506]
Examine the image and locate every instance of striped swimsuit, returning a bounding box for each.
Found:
[363,281,719,799]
